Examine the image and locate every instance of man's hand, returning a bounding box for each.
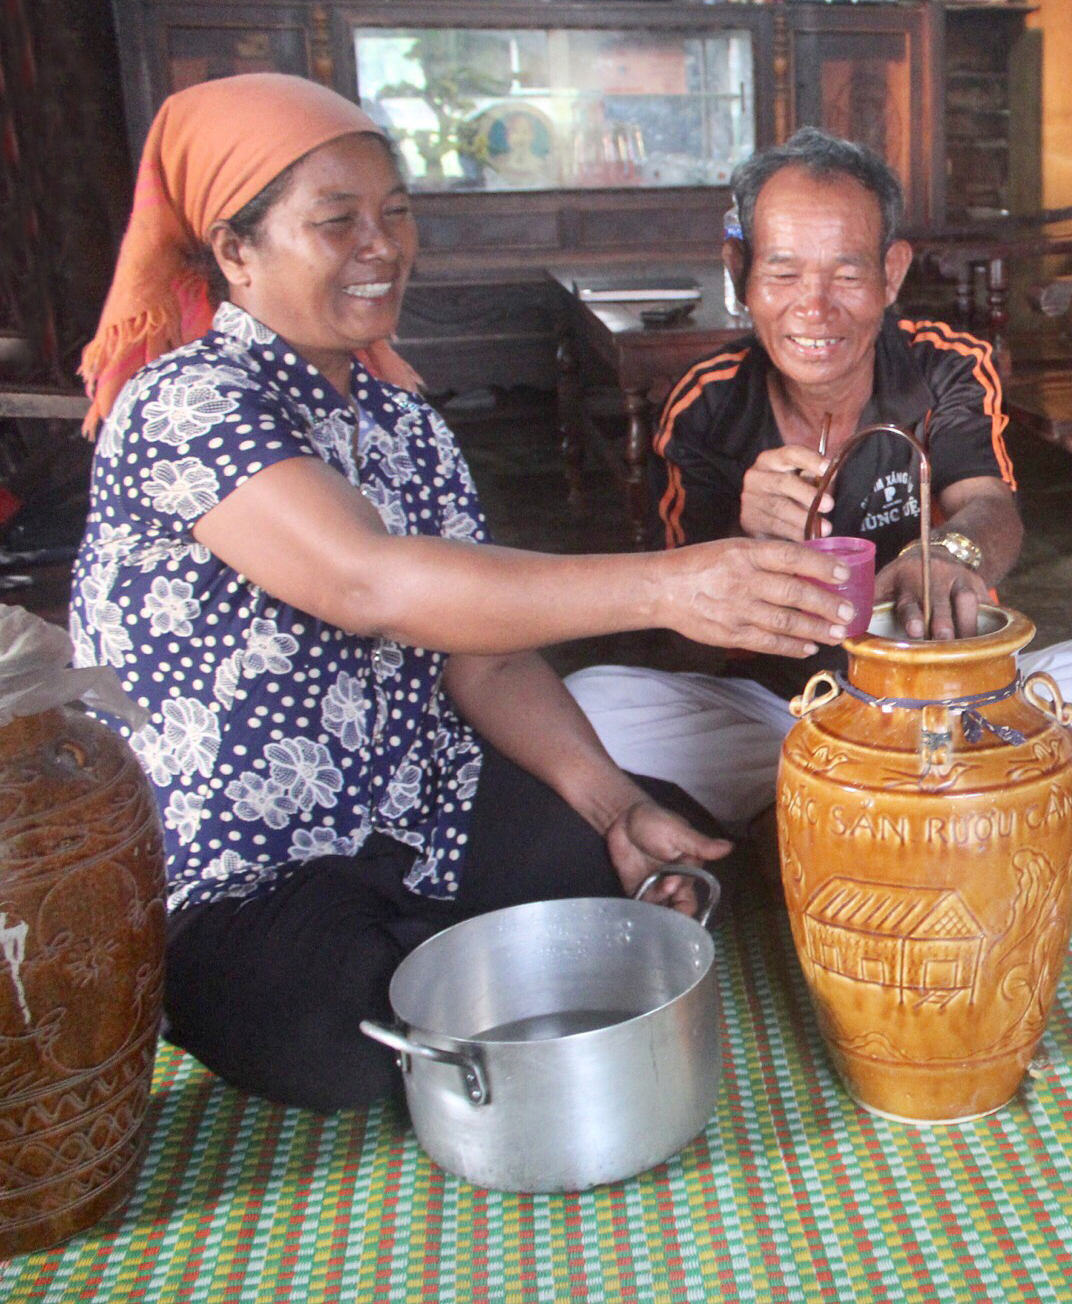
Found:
[876,551,990,640]
[740,446,834,541]
[605,798,730,916]
[657,536,855,657]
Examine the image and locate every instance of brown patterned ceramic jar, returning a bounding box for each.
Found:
[777,604,1072,1123]
[0,706,165,1256]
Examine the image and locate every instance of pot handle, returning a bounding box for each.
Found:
[359,1020,490,1106]
[633,864,721,928]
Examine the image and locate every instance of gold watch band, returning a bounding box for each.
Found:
[897,533,983,571]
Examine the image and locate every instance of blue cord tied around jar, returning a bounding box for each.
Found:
[833,670,1026,746]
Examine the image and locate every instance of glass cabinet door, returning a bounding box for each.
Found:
[352,25,755,193]
[166,26,309,92]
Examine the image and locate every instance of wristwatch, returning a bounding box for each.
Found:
[898,531,984,572]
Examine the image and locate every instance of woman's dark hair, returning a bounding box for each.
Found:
[730,127,905,269]
[193,132,403,302]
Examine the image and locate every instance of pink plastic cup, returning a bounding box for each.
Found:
[802,536,876,638]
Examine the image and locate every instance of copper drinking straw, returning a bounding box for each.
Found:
[800,414,832,489]
[803,423,933,637]
[818,412,831,460]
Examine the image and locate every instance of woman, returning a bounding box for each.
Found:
[71,74,851,1112]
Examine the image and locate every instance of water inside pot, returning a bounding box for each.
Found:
[474,1007,643,1042]
[389,896,713,1042]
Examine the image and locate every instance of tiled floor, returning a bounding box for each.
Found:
[447,387,1072,676]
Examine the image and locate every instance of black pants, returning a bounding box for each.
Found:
[164,744,722,1112]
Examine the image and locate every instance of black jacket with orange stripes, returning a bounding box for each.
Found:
[649,311,1016,698]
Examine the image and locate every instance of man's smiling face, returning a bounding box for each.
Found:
[744,165,910,400]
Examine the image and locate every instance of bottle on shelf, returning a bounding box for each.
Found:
[722,201,749,321]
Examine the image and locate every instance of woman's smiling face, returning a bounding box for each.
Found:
[220,132,417,392]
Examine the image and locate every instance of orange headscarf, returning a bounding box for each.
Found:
[80,73,422,437]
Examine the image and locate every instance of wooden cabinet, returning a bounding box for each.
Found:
[110,0,1042,392]
[942,2,1041,220]
[786,2,944,231]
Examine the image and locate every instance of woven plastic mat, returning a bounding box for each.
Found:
[2,905,1070,1303]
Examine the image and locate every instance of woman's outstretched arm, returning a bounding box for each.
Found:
[194,456,854,657]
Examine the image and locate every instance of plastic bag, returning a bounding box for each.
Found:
[0,604,147,730]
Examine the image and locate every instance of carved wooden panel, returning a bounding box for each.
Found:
[945,6,1040,220]
[788,2,938,229]
[0,0,130,384]
[398,281,558,393]
[400,282,555,341]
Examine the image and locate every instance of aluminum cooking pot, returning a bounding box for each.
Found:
[361,866,721,1192]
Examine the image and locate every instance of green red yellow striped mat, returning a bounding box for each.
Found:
[2,905,1070,1302]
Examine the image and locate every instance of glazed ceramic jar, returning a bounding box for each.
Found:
[0,704,165,1255]
[777,604,1072,1123]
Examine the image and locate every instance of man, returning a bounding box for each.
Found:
[567,127,1024,837]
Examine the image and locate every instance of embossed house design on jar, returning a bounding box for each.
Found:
[803,878,984,1002]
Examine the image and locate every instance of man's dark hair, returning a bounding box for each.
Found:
[730,127,905,262]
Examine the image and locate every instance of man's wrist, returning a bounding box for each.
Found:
[896,531,984,572]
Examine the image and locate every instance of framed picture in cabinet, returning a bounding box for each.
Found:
[465,101,560,190]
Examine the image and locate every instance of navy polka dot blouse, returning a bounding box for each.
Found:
[70,303,486,912]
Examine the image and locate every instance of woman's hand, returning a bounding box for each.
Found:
[739,446,833,541]
[604,798,730,915]
[655,536,853,658]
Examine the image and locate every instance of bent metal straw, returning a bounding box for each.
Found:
[803,422,933,637]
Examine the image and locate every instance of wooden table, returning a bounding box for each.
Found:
[1005,372,1072,454]
[903,217,1072,383]
[547,265,745,549]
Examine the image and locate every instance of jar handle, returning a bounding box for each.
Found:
[1023,672,1072,727]
[790,670,840,718]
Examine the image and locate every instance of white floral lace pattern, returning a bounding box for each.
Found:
[144,458,221,519]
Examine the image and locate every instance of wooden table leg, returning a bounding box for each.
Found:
[985,254,1011,382]
[556,333,584,506]
[623,387,653,551]
[955,262,974,322]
